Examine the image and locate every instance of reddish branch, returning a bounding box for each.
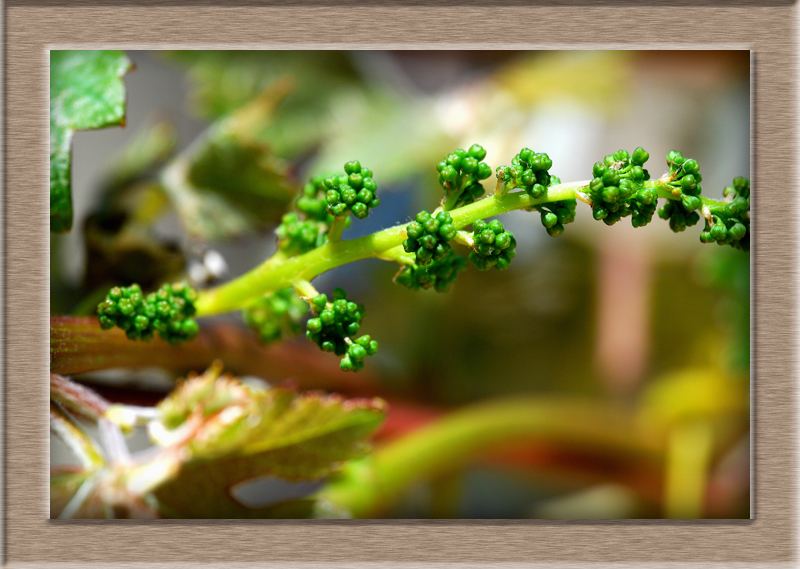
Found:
[51,317,380,396]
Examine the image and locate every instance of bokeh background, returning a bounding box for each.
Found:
[51,50,750,519]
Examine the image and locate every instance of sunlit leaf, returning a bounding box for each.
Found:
[50,50,133,232]
[135,365,386,517]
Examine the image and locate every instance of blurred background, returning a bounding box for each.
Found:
[51,50,750,519]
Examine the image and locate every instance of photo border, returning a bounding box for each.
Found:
[6,2,794,566]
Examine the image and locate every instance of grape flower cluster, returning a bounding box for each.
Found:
[275,175,336,257]
[305,288,378,372]
[395,252,468,293]
[588,148,659,228]
[495,150,577,237]
[699,176,750,250]
[498,148,554,199]
[323,161,380,219]
[468,219,517,271]
[436,144,493,209]
[97,282,199,344]
[243,288,309,344]
[656,150,703,232]
[403,210,457,265]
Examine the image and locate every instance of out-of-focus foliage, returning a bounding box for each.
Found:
[161,81,298,240]
[50,364,387,519]
[50,50,133,232]
[51,50,751,520]
[165,50,363,156]
[495,51,633,112]
[82,120,184,296]
[696,247,750,375]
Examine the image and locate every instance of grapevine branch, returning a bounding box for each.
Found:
[194,176,726,316]
[92,145,750,372]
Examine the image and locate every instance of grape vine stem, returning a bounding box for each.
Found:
[195,176,726,316]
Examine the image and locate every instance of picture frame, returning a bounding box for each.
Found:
[8,1,793,565]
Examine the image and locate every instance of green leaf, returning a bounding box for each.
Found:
[50,50,133,232]
[164,50,364,157]
[139,366,386,518]
[160,85,297,240]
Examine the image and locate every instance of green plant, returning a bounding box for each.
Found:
[93,142,749,374]
[50,50,750,519]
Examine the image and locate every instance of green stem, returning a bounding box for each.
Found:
[327,217,346,242]
[318,397,666,518]
[442,189,461,212]
[292,279,320,304]
[454,230,474,248]
[378,245,415,265]
[664,421,713,518]
[194,176,725,317]
[196,180,588,315]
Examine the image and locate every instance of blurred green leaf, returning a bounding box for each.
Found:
[160,83,297,240]
[165,50,364,157]
[50,50,133,232]
[102,119,177,193]
[141,365,386,517]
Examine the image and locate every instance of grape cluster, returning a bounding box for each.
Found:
[274,175,339,257]
[275,212,329,257]
[296,174,335,222]
[323,161,380,219]
[403,210,457,266]
[528,174,577,237]
[97,282,199,344]
[468,219,517,271]
[436,144,493,209]
[498,148,555,199]
[305,288,378,372]
[243,288,309,344]
[656,150,703,232]
[588,148,659,228]
[395,252,468,293]
[699,176,750,250]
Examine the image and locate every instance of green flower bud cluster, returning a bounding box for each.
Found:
[468,219,517,271]
[588,147,658,228]
[97,282,199,344]
[297,174,336,223]
[276,175,352,256]
[403,210,457,266]
[699,176,750,250]
[323,160,380,219]
[305,288,378,372]
[275,212,329,257]
[395,252,468,293]
[243,288,309,344]
[499,148,555,199]
[527,174,578,237]
[436,144,493,209]
[535,198,578,237]
[656,150,703,232]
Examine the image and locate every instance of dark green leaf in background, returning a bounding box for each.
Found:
[159,82,297,240]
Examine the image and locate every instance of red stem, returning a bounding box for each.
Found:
[51,317,380,396]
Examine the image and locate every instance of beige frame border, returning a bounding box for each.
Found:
[7,2,794,566]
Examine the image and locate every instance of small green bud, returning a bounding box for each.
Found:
[344,160,361,175]
[632,147,649,165]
